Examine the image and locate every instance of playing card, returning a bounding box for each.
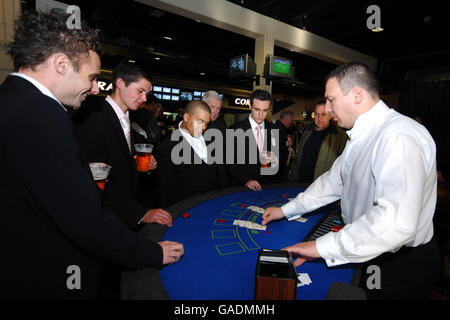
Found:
[233,220,267,231]
[297,273,312,286]
[248,206,265,214]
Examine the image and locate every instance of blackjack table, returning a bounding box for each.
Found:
[121,183,360,300]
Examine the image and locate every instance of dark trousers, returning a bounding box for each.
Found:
[359,238,442,300]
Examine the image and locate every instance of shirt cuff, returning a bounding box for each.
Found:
[281,201,303,220]
[316,231,348,267]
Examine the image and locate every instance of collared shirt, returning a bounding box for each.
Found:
[105,95,131,151]
[10,72,66,111]
[178,121,208,162]
[248,115,265,148]
[282,100,437,267]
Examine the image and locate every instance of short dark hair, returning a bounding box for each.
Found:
[325,62,379,98]
[112,59,152,91]
[315,98,327,106]
[7,10,100,72]
[250,89,272,107]
[185,100,211,116]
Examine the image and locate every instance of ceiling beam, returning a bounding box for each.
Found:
[135,0,377,69]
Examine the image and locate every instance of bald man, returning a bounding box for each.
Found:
[153,100,221,208]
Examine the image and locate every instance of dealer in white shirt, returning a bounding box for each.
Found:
[261,62,441,299]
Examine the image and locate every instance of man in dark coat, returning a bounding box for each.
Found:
[0,11,183,299]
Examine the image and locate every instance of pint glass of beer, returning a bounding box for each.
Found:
[260,151,272,168]
[89,162,111,191]
[134,144,153,172]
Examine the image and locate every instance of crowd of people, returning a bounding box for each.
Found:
[0,11,442,300]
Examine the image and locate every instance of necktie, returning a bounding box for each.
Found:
[120,116,131,152]
[256,125,263,152]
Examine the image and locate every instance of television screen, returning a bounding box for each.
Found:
[231,55,246,73]
[194,91,202,96]
[171,96,179,101]
[163,87,171,93]
[180,92,193,101]
[172,88,180,94]
[272,56,292,75]
[230,54,256,77]
[162,94,171,100]
[153,86,162,92]
[153,93,162,99]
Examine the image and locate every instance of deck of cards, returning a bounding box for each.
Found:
[233,219,267,231]
[297,273,312,287]
[247,206,265,214]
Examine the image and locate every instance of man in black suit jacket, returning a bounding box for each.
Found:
[73,60,173,230]
[228,89,280,191]
[271,110,294,181]
[0,11,183,299]
[202,90,232,188]
[153,100,220,208]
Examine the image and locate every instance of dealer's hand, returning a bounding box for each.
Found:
[282,241,321,267]
[261,207,284,225]
[245,180,262,192]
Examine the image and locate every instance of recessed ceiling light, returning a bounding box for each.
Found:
[200,72,205,76]
[371,27,384,32]
[154,57,160,60]
[163,36,173,40]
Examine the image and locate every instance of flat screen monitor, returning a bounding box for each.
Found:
[153,86,162,92]
[180,92,193,101]
[268,55,293,78]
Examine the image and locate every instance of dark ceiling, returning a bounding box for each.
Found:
[22,0,450,100]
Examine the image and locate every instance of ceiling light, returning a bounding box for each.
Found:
[371,27,384,32]
[154,57,160,60]
[200,72,205,76]
[163,36,173,40]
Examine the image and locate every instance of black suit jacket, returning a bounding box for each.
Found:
[0,76,162,299]
[153,130,220,209]
[271,120,289,180]
[72,100,147,229]
[227,118,280,186]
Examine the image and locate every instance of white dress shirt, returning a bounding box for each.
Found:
[178,121,208,162]
[248,115,265,150]
[10,72,66,111]
[282,100,437,267]
[105,96,131,151]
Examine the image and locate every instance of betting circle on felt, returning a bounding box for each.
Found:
[159,185,356,300]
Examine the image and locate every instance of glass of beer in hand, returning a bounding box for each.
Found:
[134,144,153,172]
[89,162,111,191]
[260,151,272,168]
